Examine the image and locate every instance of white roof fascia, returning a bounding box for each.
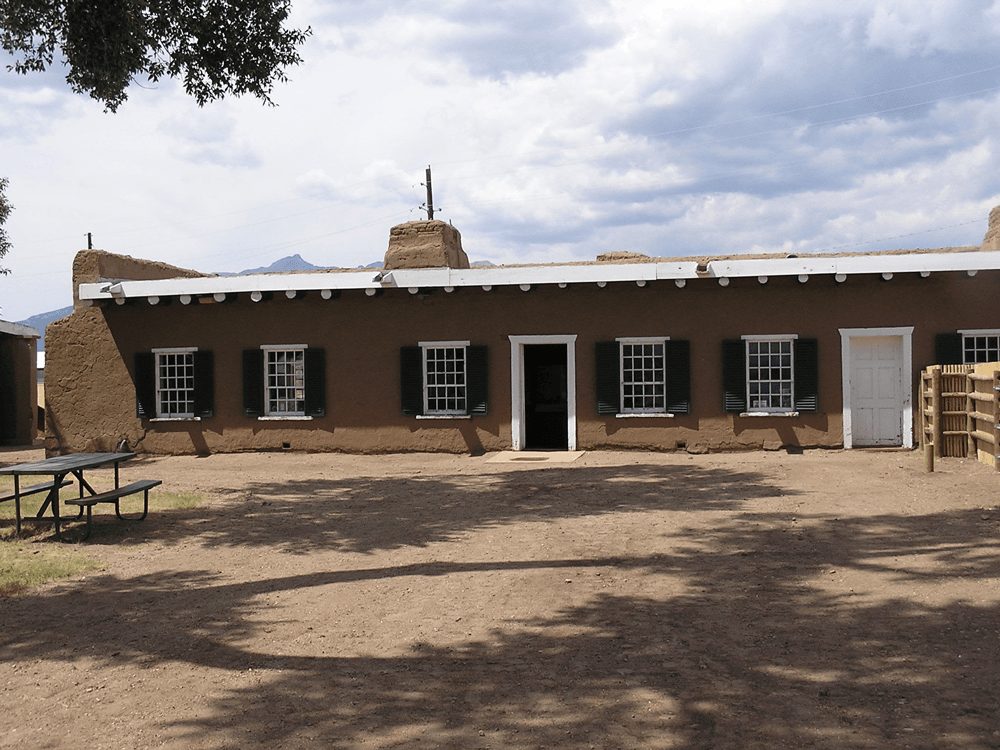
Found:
[442,263,673,286]
[76,251,1000,302]
[655,262,702,279]
[382,268,453,288]
[78,263,689,300]
[0,320,40,338]
[709,251,1000,279]
[79,270,383,301]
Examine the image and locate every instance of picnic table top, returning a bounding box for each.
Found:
[0,452,137,476]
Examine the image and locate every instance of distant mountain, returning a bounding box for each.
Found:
[233,254,334,275]
[15,305,73,352]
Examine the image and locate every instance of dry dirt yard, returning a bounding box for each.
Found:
[1,446,999,750]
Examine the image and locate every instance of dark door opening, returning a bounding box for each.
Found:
[523,344,568,450]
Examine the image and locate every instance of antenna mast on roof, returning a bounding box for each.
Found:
[423,166,434,220]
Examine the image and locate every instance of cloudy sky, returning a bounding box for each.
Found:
[2,0,1000,321]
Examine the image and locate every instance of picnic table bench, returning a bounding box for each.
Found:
[1,478,73,508]
[0,453,160,540]
[64,479,162,541]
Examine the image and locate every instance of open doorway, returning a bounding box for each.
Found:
[523,344,568,450]
[508,335,577,451]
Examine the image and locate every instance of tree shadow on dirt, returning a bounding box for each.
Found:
[2,499,999,748]
[77,463,799,553]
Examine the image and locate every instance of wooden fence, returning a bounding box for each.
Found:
[920,362,1000,471]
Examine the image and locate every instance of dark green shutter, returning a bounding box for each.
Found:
[304,348,326,417]
[664,340,691,414]
[400,346,424,416]
[193,350,214,418]
[135,352,156,419]
[722,339,747,413]
[242,349,264,417]
[935,333,963,365]
[595,341,620,415]
[793,338,818,413]
[467,345,488,416]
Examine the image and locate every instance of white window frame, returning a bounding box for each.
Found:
[419,340,470,417]
[151,347,197,420]
[261,344,307,418]
[742,334,797,415]
[616,336,671,416]
[958,329,1000,364]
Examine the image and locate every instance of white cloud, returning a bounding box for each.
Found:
[158,111,263,169]
[2,0,1000,320]
[865,0,1000,56]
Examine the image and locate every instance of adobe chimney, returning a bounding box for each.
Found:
[982,205,1000,253]
[383,220,470,270]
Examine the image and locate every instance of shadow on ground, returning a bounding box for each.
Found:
[2,459,998,748]
[71,463,797,552]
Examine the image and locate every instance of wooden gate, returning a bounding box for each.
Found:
[920,363,1000,470]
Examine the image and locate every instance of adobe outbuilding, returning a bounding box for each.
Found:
[0,318,40,446]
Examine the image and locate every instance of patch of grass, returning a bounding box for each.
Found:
[78,491,209,541]
[2,490,208,543]
[1,489,206,520]
[119,491,206,515]
[0,542,102,597]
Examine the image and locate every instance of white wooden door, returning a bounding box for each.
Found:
[850,336,903,446]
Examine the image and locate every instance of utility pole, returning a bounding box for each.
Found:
[87,232,92,249]
[424,166,434,220]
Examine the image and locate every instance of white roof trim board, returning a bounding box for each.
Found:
[77,250,1000,303]
[0,319,40,338]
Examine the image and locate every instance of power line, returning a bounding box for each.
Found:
[6,64,999,271]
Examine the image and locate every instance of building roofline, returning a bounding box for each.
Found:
[0,319,40,338]
[77,249,1000,304]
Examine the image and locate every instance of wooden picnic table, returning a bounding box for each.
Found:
[0,452,157,540]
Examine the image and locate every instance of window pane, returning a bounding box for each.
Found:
[746,339,794,411]
[620,341,667,413]
[265,349,306,415]
[964,334,1000,364]
[425,346,468,414]
[156,352,195,417]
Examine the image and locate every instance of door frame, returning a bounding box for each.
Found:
[839,326,913,449]
[509,335,577,451]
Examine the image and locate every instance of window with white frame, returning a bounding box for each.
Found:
[961,330,1000,363]
[153,347,196,418]
[400,342,487,418]
[264,346,306,416]
[746,336,795,412]
[423,341,468,415]
[619,338,667,413]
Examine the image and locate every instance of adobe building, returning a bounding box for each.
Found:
[0,318,39,445]
[44,210,1000,456]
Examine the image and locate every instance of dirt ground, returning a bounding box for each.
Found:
[1,446,999,750]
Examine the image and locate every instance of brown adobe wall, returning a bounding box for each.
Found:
[45,251,207,455]
[0,332,38,445]
[49,265,1000,456]
[71,250,205,306]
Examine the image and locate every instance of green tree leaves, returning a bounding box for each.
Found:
[0,0,311,111]
[0,177,11,276]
